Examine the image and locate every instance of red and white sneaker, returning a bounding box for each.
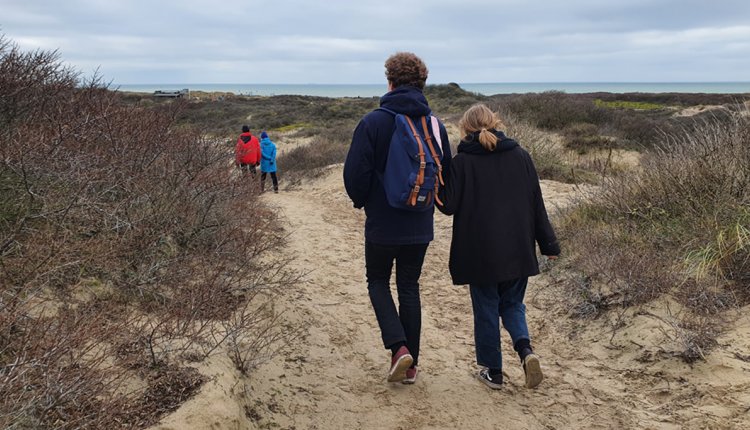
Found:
[387,346,413,382]
[402,366,418,384]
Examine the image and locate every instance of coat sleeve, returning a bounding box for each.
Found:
[234,139,242,165]
[526,152,561,256]
[438,123,452,186]
[262,143,272,161]
[343,118,375,209]
[253,138,261,165]
[438,155,462,216]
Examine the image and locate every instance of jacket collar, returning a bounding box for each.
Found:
[379,85,431,117]
[457,130,519,155]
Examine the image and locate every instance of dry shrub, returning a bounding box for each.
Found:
[498,111,580,183]
[277,125,352,185]
[423,83,485,114]
[562,122,614,153]
[672,315,721,363]
[0,302,129,429]
[559,107,749,361]
[494,91,742,151]
[223,298,302,375]
[174,93,376,137]
[1,35,295,428]
[499,91,609,131]
[139,366,205,419]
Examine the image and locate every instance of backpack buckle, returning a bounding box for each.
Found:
[420,161,426,168]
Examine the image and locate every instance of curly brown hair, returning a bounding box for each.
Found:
[384,52,428,90]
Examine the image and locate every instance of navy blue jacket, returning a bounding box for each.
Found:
[343,86,452,245]
[438,131,560,285]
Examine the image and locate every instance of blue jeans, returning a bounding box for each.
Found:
[469,277,530,370]
[365,241,428,366]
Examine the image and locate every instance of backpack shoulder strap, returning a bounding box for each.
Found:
[420,117,445,206]
[430,116,443,149]
[404,116,427,207]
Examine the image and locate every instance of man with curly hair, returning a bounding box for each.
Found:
[343,52,452,384]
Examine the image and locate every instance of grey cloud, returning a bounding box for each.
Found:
[1,0,749,84]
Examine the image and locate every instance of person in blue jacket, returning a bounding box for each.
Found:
[343,52,452,385]
[259,131,278,193]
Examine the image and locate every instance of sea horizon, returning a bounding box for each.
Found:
[114,82,750,97]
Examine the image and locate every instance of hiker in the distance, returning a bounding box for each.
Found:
[438,103,560,390]
[259,131,279,193]
[235,125,260,176]
[343,52,452,384]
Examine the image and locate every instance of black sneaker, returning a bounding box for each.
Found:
[523,353,543,388]
[477,368,503,390]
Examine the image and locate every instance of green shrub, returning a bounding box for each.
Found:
[594,99,666,110]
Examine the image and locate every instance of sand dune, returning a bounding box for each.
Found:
[150,164,750,430]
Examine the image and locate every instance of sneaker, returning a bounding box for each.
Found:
[387,346,413,382]
[477,368,503,390]
[402,366,418,384]
[523,353,543,388]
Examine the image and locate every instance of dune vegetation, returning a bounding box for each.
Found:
[1,35,297,428]
[2,33,749,428]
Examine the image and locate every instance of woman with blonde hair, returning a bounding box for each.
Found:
[439,103,560,390]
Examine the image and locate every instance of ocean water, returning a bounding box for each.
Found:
[114,82,750,97]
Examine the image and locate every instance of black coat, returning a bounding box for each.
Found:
[438,131,560,285]
[343,86,452,245]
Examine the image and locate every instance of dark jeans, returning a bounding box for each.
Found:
[469,277,530,370]
[238,163,257,176]
[365,241,429,366]
[261,171,278,191]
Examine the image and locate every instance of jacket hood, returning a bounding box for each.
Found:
[239,133,253,144]
[457,130,519,155]
[260,137,272,145]
[379,86,431,117]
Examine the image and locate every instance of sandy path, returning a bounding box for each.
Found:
[153,164,750,430]
[238,168,624,429]
[242,168,632,430]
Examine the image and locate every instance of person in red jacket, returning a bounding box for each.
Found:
[235,125,260,176]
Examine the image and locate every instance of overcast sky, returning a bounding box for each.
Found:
[2,0,749,84]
